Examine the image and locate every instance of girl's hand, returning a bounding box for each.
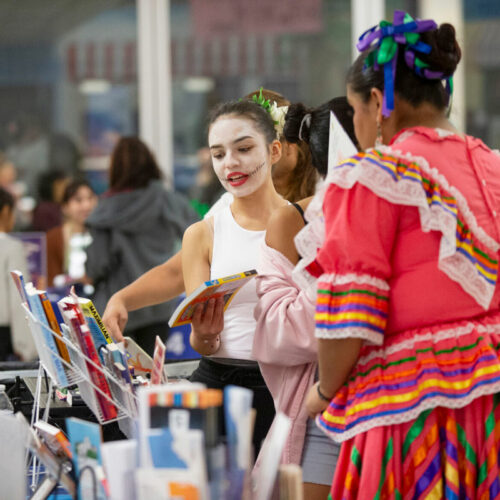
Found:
[102,294,128,344]
[190,297,225,354]
[305,382,331,418]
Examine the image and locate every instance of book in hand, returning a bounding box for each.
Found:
[168,270,257,327]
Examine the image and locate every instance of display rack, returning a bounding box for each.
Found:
[22,303,139,496]
[23,304,139,425]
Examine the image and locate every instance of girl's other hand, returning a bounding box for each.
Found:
[305,382,330,418]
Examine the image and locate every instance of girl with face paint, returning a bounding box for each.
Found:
[182,99,287,457]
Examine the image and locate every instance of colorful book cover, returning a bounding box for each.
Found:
[38,290,71,365]
[58,297,117,421]
[78,297,114,354]
[224,385,253,472]
[124,336,153,376]
[168,270,257,327]
[34,420,73,459]
[10,270,30,307]
[66,417,107,500]
[136,429,208,500]
[151,335,167,385]
[16,413,76,497]
[25,283,69,387]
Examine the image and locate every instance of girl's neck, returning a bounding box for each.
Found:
[64,220,85,236]
[270,169,291,198]
[230,181,286,231]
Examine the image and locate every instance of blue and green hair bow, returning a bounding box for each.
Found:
[357,10,452,116]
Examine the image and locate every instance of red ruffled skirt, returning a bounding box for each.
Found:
[318,313,500,499]
[330,394,500,499]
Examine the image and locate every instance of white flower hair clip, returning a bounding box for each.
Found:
[251,87,288,138]
[269,102,289,137]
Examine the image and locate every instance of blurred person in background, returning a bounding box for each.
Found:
[101,89,318,343]
[85,137,198,355]
[46,179,97,287]
[32,170,70,232]
[0,187,36,361]
[0,152,18,196]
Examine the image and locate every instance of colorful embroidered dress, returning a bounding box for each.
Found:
[305,127,500,499]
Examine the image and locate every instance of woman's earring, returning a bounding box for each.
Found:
[375,120,383,147]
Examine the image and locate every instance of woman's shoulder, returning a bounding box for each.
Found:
[183,219,212,245]
[265,202,309,264]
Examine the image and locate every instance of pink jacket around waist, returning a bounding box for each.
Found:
[252,242,317,466]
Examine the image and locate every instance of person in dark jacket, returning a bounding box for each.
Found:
[85,137,198,354]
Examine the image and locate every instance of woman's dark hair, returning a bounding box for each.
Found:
[208,100,277,145]
[0,187,14,212]
[284,97,358,178]
[37,170,68,202]
[347,23,461,110]
[109,137,162,191]
[247,89,317,202]
[62,179,94,205]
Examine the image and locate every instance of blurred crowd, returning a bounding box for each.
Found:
[0,115,209,361]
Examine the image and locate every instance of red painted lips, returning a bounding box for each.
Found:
[226,171,249,186]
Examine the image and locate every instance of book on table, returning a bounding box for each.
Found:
[168,269,257,327]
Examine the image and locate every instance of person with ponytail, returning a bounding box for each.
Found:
[303,11,500,498]
[252,97,358,499]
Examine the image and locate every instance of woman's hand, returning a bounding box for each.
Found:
[305,382,331,419]
[102,294,129,344]
[190,297,225,355]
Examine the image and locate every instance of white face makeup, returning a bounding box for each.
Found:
[208,116,271,198]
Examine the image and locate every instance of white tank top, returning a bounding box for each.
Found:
[209,206,265,360]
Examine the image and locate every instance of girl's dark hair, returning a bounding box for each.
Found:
[246,89,317,202]
[284,97,359,178]
[37,170,68,202]
[208,100,277,145]
[347,23,461,110]
[109,137,162,191]
[0,187,14,211]
[62,179,94,204]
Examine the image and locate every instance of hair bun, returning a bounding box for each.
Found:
[284,102,311,144]
[428,23,461,76]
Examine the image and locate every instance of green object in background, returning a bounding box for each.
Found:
[190,198,210,218]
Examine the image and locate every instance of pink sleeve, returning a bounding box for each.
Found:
[312,183,400,345]
[253,244,317,366]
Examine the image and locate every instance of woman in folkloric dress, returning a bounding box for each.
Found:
[305,11,500,498]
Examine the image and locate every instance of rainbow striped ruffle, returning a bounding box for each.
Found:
[326,147,499,310]
[317,313,500,443]
[316,273,390,345]
[329,393,500,499]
